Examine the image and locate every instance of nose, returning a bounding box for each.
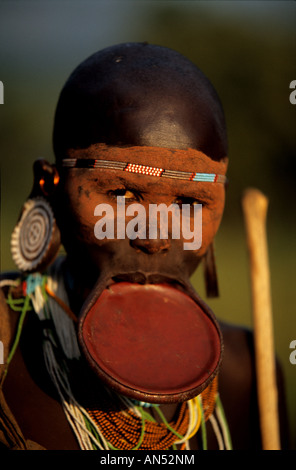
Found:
[130,238,171,254]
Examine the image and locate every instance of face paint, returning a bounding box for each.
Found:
[53,144,228,403]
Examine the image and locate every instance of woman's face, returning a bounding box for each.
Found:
[54,144,228,293]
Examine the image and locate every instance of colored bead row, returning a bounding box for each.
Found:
[61,158,227,184]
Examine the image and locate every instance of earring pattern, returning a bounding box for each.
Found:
[11,196,61,273]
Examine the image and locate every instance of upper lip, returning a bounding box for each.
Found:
[111,271,186,288]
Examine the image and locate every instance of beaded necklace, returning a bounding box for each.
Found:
[1,267,232,450]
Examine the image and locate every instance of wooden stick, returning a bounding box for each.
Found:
[242,188,280,450]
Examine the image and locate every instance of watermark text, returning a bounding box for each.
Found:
[0,341,3,364]
[0,81,3,104]
[289,340,296,365]
[94,197,202,250]
[289,80,296,105]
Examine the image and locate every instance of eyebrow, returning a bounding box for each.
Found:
[93,174,216,202]
[61,158,227,184]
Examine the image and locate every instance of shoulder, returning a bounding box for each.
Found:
[219,320,284,393]
[219,321,255,375]
[218,322,257,411]
[217,321,289,449]
[217,321,262,448]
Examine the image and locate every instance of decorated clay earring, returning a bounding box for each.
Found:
[10,163,61,273]
[203,242,219,298]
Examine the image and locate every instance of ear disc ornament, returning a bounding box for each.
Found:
[11,197,61,273]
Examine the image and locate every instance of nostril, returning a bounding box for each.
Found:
[130,238,170,254]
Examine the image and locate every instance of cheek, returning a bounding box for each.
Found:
[197,195,225,256]
[203,201,225,246]
[57,178,102,247]
[56,176,225,266]
[201,212,220,248]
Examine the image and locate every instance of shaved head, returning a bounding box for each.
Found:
[53,42,227,160]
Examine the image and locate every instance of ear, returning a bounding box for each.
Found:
[11,159,62,273]
[203,242,219,298]
[30,158,60,198]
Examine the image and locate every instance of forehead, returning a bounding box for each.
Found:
[63,144,228,198]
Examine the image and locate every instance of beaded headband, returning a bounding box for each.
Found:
[61,158,227,184]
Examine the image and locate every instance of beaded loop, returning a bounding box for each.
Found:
[85,377,218,450]
[86,400,190,450]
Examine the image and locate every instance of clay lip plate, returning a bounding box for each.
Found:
[79,281,222,402]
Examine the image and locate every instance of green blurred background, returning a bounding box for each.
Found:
[0,1,295,449]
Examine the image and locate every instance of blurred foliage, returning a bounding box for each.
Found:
[131,4,296,229]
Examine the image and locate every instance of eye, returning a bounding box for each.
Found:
[174,197,205,208]
[108,189,140,202]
